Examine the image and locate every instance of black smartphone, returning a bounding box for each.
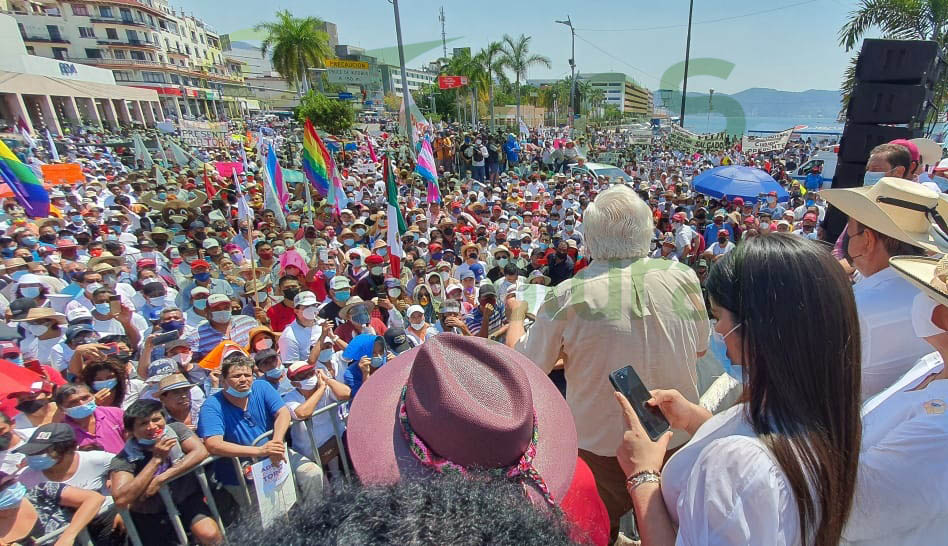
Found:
[152,330,179,346]
[609,365,671,442]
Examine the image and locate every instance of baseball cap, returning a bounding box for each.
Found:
[365,255,385,266]
[671,212,686,222]
[460,270,475,281]
[441,299,462,314]
[286,361,315,380]
[207,294,230,306]
[0,341,19,357]
[889,138,921,162]
[293,291,318,307]
[66,307,93,325]
[478,283,497,298]
[405,304,425,318]
[202,239,220,249]
[15,423,76,455]
[383,327,413,354]
[330,276,351,291]
[190,259,210,269]
[718,229,729,236]
[64,323,95,343]
[164,338,190,352]
[190,287,210,298]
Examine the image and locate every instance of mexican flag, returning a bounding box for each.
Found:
[383,154,407,277]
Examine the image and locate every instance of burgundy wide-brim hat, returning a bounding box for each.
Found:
[348,334,578,504]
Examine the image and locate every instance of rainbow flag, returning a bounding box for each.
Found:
[415,135,440,204]
[301,119,330,196]
[0,139,48,217]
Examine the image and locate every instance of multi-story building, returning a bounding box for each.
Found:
[5,0,248,121]
[579,72,653,117]
[381,65,437,97]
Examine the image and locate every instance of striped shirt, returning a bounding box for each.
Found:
[188,315,259,359]
[464,302,506,337]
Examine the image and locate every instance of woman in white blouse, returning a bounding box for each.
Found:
[614,234,862,545]
[840,254,948,544]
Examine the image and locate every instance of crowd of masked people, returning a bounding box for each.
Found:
[0,117,945,545]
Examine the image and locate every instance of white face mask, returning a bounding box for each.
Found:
[912,292,946,339]
[409,319,425,330]
[301,307,318,321]
[26,323,48,337]
[298,376,319,390]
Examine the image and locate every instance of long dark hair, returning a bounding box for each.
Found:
[706,233,860,546]
[80,358,129,408]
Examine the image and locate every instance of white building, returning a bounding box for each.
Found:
[0,12,160,133]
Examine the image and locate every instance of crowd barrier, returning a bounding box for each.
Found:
[47,400,351,546]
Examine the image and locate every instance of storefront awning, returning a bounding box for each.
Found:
[0,71,159,102]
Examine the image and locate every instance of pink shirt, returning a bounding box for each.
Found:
[66,405,126,454]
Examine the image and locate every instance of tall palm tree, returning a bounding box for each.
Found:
[255,10,333,94]
[446,49,485,125]
[838,0,947,114]
[475,41,506,131]
[499,34,551,125]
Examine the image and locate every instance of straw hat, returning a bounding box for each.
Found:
[912,137,943,169]
[87,252,123,270]
[890,255,948,308]
[339,296,375,321]
[821,177,948,252]
[11,308,66,324]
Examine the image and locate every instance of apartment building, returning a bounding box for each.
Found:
[579,72,653,117]
[5,0,249,121]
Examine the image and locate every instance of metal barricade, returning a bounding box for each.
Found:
[297,400,352,482]
[34,526,94,546]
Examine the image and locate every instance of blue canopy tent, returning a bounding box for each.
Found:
[692,166,790,204]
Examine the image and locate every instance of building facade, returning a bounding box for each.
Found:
[5,0,248,121]
[579,72,653,117]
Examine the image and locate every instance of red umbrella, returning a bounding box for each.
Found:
[0,360,45,420]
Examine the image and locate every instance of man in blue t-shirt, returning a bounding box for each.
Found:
[197,355,323,506]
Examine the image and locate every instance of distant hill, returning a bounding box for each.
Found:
[658,88,844,118]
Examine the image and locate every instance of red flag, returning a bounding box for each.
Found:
[203,163,217,198]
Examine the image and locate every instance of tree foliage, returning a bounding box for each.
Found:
[297,91,354,134]
[498,34,551,123]
[255,10,333,92]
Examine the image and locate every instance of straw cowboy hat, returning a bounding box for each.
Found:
[87,252,123,270]
[912,137,943,170]
[11,308,66,324]
[347,334,577,505]
[890,254,948,308]
[822,177,948,253]
[339,296,375,321]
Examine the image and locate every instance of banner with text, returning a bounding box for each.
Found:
[179,120,228,147]
[741,128,794,154]
[438,75,469,90]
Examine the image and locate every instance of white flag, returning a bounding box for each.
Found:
[45,129,60,162]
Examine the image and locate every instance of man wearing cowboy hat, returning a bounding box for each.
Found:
[823,176,940,398]
[12,307,66,363]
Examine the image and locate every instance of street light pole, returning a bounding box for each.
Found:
[556,16,576,131]
[392,0,413,150]
[679,0,694,127]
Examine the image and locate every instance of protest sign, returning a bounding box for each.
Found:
[742,128,794,154]
[250,456,297,528]
[215,162,244,178]
[40,163,84,185]
[179,120,228,147]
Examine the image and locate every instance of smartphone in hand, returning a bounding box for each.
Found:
[609,365,671,441]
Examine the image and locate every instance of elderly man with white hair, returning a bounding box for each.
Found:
[506,185,710,540]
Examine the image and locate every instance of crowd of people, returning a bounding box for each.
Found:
[0,112,946,545]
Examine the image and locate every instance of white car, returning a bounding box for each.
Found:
[569,162,634,184]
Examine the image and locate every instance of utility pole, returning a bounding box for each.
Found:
[556,16,576,131]
[680,0,694,127]
[707,88,714,132]
[439,7,447,59]
[393,0,412,150]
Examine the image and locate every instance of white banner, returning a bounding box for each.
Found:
[178,120,228,147]
[742,128,794,154]
[250,457,297,528]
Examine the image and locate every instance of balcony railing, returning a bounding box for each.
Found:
[66,56,245,82]
[96,38,158,48]
[20,33,69,43]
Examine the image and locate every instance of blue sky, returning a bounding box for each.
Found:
[187,0,874,94]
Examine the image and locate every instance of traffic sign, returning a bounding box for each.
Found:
[338,92,354,100]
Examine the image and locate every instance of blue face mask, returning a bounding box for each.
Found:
[343,239,355,247]
[161,320,184,332]
[324,270,336,280]
[21,237,37,247]
[539,243,549,251]
[26,454,57,470]
[711,323,743,382]
[0,248,13,259]
[377,248,388,257]
[8,357,22,367]
[65,400,97,420]
[288,222,300,230]
[137,437,157,446]
[335,290,351,302]
[863,171,886,187]
[92,378,118,391]
[157,192,167,200]
[94,303,111,315]
[0,482,26,510]
[225,386,252,398]
[70,215,83,224]
[193,272,211,282]
[264,367,283,379]
[371,355,386,368]
[193,299,207,310]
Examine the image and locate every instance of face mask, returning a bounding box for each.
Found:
[318,348,334,362]
[225,386,252,398]
[193,299,208,310]
[0,432,11,452]
[92,378,118,391]
[26,453,58,471]
[147,295,167,308]
[21,237,37,247]
[371,266,384,276]
[193,272,211,282]
[350,257,362,267]
[410,319,425,330]
[137,437,158,446]
[288,222,300,230]
[15,398,49,414]
[283,238,295,248]
[302,307,318,321]
[388,288,401,298]
[539,243,548,251]
[173,352,192,368]
[94,302,111,315]
[264,368,283,379]
[352,311,370,325]
[255,292,269,303]
[71,215,83,223]
[496,258,509,268]
[298,376,320,390]
[85,282,103,294]
[911,292,946,339]
[377,248,388,257]
[282,288,300,302]
[26,323,48,337]
[863,171,886,187]
[712,323,743,381]
[20,286,40,299]
[335,290,351,302]
[371,355,385,368]
[324,269,336,280]
[343,238,355,247]
[211,310,232,323]
[65,400,97,419]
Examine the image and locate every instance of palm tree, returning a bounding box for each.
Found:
[445,49,485,125]
[499,34,551,125]
[255,10,333,94]
[837,0,947,114]
[474,41,506,131]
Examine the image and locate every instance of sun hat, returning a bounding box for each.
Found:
[822,176,948,252]
[890,255,948,308]
[11,307,65,324]
[339,296,375,321]
[528,270,551,285]
[347,334,577,505]
[157,373,192,394]
[330,276,351,291]
[911,137,943,169]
